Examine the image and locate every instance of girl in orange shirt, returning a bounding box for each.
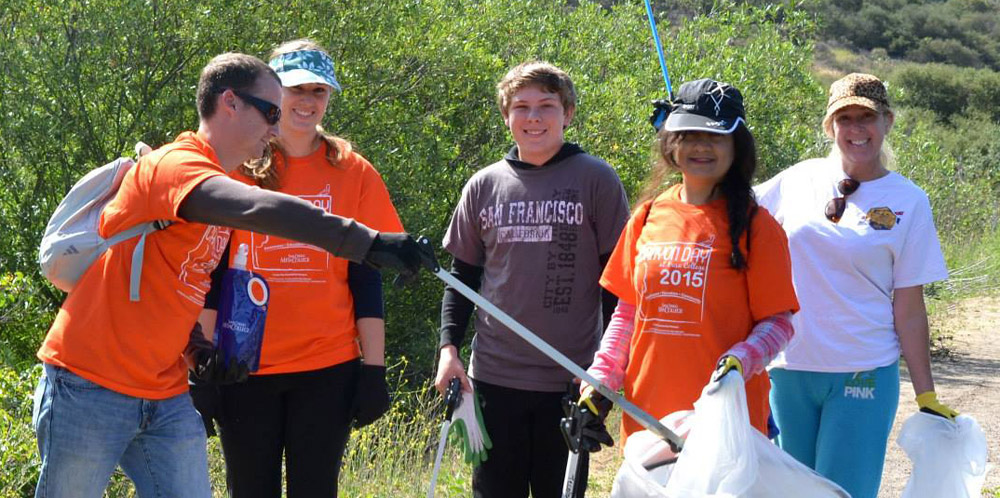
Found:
[582,79,799,440]
[197,39,404,497]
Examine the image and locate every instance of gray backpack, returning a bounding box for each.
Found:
[38,146,169,301]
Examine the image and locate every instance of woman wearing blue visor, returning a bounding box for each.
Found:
[212,39,405,497]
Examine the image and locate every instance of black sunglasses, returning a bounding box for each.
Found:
[231,89,281,125]
[825,178,860,223]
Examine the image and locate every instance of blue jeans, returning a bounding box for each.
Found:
[769,362,900,498]
[32,364,211,498]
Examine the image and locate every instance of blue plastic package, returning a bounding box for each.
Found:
[214,243,269,372]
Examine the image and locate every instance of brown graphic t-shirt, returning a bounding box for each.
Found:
[444,150,629,391]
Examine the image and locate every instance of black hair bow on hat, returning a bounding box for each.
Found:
[649,99,674,132]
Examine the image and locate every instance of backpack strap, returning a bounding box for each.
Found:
[127,221,172,302]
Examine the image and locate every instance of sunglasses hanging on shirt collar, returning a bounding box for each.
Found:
[825,178,860,223]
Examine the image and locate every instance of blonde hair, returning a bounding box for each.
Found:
[496,61,576,116]
[239,39,352,190]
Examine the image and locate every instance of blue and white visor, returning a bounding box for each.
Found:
[268,50,341,91]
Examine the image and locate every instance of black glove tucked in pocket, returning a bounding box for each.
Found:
[189,376,222,437]
[184,323,249,385]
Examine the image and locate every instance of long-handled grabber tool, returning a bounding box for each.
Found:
[644,0,674,98]
[643,0,678,132]
[559,389,613,498]
[413,237,685,453]
[427,377,463,498]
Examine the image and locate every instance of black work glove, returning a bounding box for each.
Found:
[363,233,423,285]
[578,389,614,452]
[562,388,614,454]
[649,99,673,132]
[184,323,249,385]
[188,376,222,437]
[580,421,615,452]
[352,364,391,428]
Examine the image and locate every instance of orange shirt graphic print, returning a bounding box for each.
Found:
[635,235,715,336]
[249,185,334,282]
[177,225,232,305]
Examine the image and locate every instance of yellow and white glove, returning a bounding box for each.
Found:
[451,389,492,466]
[707,355,743,394]
[713,355,743,379]
[575,384,614,452]
[916,391,959,421]
[579,383,604,417]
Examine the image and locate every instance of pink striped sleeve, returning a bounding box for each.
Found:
[724,311,794,377]
[585,301,636,391]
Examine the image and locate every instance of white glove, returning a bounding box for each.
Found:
[451,389,492,466]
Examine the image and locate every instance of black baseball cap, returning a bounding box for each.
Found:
[664,78,746,134]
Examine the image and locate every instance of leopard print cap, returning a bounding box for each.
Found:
[822,73,891,137]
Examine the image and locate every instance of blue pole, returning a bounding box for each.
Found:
[644,0,673,98]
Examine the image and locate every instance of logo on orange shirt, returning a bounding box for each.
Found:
[635,237,715,337]
[250,185,334,282]
[177,225,232,305]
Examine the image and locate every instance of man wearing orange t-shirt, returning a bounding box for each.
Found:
[31,52,425,498]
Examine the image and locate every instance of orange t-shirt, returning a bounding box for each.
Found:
[38,132,230,399]
[229,140,403,375]
[600,185,798,438]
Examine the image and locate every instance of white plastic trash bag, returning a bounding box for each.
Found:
[897,412,989,498]
[611,411,694,498]
[612,374,849,497]
[666,373,759,496]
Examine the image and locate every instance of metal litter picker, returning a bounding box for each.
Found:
[559,392,613,497]
[427,377,463,498]
[414,236,685,457]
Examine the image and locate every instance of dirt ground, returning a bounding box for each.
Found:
[879,295,999,497]
[589,295,999,497]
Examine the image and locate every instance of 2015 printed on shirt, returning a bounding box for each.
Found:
[636,237,714,337]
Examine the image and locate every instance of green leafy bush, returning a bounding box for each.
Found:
[0,0,822,371]
[0,365,41,498]
[891,62,1000,122]
[0,274,52,370]
[803,0,1000,71]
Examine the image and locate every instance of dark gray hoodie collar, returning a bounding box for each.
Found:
[504,142,585,170]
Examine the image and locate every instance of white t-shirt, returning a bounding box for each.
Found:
[754,158,948,372]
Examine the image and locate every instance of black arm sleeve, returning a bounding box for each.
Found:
[178,176,377,263]
[348,262,384,319]
[203,242,231,311]
[600,252,618,334]
[438,258,484,349]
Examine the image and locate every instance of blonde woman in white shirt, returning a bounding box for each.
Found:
[754,73,957,498]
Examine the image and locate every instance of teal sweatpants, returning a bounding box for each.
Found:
[768,362,899,498]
